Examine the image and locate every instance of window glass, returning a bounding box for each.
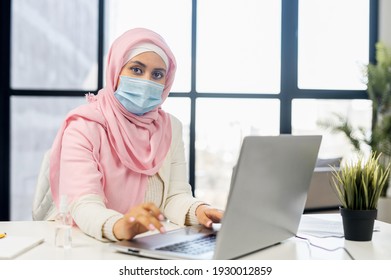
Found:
[104,0,192,92]
[196,0,281,93]
[11,96,86,220]
[195,99,280,209]
[11,0,98,90]
[292,99,372,163]
[162,97,191,165]
[298,0,370,90]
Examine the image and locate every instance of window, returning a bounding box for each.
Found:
[11,96,85,220]
[105,0,192,92]
[11,0,98,90]
[292,99,372,161]
[195,98,280,208]
[197,0,281,93]
[298,0,370,90]
[6,0,376,220]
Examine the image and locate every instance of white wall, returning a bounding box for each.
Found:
[379,0,391,45]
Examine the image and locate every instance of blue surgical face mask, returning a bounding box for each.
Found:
[114,76,164,115]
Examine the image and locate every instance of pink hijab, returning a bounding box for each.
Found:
[50,28,176,212]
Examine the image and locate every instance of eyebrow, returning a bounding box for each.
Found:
[129,60,147,68]
[129,60,167,72]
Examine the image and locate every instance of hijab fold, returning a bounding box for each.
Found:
[50,28,176,212]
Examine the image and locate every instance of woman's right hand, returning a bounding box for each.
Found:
[113,202,166,240]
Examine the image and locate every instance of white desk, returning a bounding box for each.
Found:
[1,214,390,260]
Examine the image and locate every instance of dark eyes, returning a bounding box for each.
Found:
[152,71,164,80]
[129,67,164,80]
[131,67,142,75]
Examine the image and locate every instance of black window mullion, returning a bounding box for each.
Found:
[369,0,379,64]
[280,0,299,134]
[0,0,11,221]
[189,0,197,194]
[98,0,105,90]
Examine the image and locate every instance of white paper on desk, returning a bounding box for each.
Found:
[298,216,345,237]
[298,216,381,238]
[0,236,44,259]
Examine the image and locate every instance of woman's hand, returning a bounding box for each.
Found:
[195,204,224,228]
[113,202,166,240]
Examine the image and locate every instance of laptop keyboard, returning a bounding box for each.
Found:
[156,234,216,255]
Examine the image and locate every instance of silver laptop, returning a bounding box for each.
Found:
[111,135,322,259]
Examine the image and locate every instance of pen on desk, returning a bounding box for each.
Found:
[0,232,6,239]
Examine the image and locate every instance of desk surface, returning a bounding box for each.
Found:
[1,214,390,260]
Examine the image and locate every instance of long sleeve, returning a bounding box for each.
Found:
[162,116,204,226]
[72,175,202,242]
[69,194,122,241]
[145,172,204,226]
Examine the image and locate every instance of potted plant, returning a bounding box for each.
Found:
[331,152,390,241]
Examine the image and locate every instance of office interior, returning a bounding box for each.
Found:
[0,0,391,224]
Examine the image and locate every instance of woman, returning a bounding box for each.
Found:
[49,28,223,241]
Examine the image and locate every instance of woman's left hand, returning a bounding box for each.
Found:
[195,205,224,228]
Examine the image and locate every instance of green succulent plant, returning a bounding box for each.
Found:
[331,152,390,210]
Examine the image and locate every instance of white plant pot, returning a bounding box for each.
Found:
[377,197,391,224]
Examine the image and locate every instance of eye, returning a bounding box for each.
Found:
[152,71,165,80]
[130,67,142,75]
